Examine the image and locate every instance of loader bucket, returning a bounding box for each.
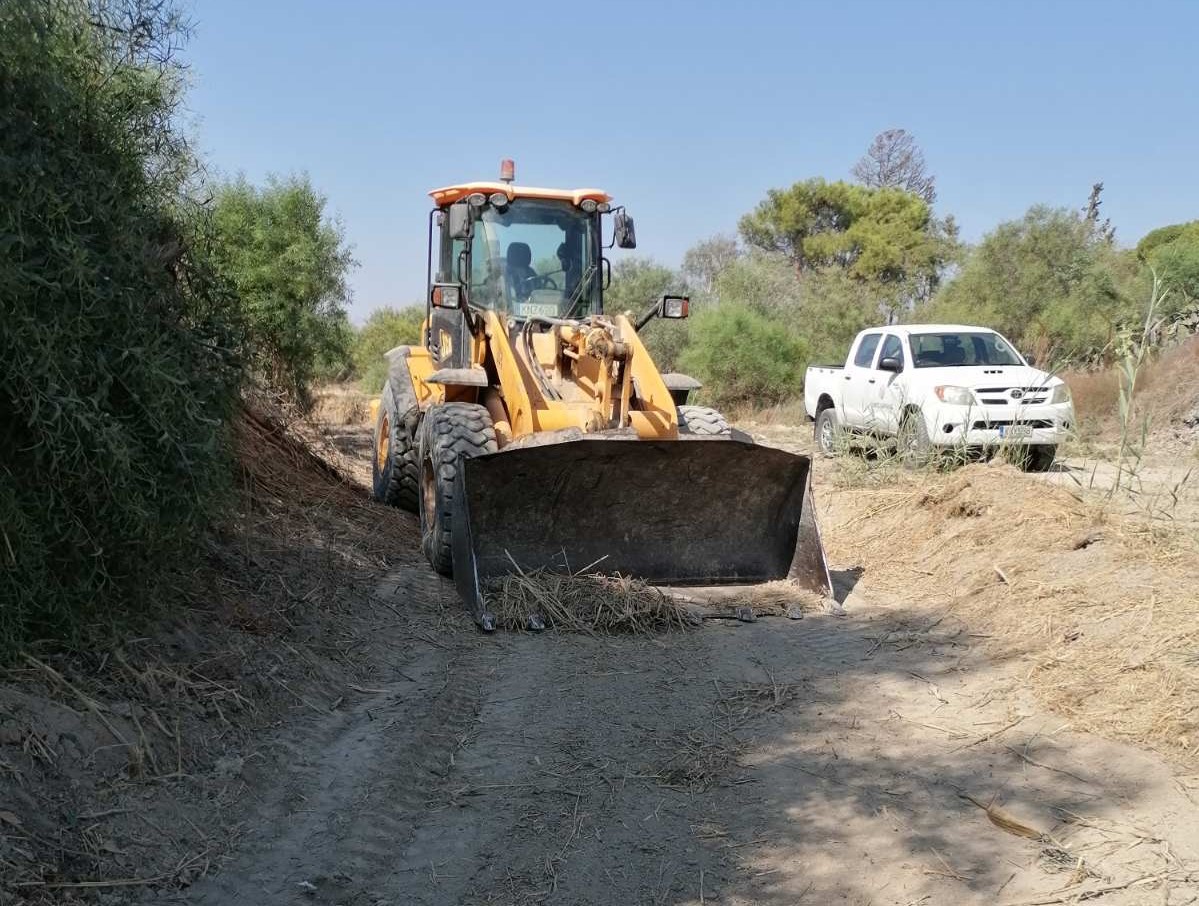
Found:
[450,436,832,625]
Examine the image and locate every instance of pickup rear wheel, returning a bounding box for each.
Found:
[814,408,841,457]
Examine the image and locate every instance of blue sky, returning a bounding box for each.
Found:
[184,0,1199,321]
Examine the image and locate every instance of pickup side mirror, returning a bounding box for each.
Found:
[1025,352,1037,366]
[878,356,903,373]
[614,210,637,249]
[447,202,473,240]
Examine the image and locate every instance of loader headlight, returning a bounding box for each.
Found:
[430,283,462,308]
[1050,383,1072,405]
[661,295,690,319]
[580,198,598,213]
[934,385,975,405]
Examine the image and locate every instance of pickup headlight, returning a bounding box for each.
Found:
[1050,383,1072,405]
[934,385,975,406]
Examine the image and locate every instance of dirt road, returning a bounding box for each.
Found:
[170,562,1198,904]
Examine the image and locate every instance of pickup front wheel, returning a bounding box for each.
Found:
[898,412,933,468]
[814,408,841,457]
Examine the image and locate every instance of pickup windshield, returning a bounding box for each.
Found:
[910,332,1023,368]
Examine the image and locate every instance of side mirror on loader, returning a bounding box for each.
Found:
[448,202,473,240]
[614,210,637,249]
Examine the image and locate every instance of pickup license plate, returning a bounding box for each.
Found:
[1002,425,1033,439]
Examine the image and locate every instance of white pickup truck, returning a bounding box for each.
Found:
[804,324,1074,471]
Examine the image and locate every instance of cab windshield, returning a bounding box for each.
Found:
[459,199,601,319]
[910,331,1024,367]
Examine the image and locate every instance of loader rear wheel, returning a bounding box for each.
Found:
[372,378,419,511]
[418,403,498,577]
[677,405,730,435]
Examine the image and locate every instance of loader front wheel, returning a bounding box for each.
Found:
[418,403,498,577]
[677,405,730,435]
[372,379,420,511]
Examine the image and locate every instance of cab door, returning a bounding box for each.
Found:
[863,333,907,435]
[841,332,882,427]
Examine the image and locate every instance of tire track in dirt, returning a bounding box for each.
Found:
[171,567,1199,906]
[174,574,492,906]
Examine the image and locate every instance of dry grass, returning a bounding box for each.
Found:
[1062,335,1199,439]
[309,383,373,426]
[486,568,695,634]
[821,462,1199,766]
[0,394,423,897]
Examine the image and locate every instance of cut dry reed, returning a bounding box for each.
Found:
[485,567,694,634]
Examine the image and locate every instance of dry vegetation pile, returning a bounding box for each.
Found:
[0,399,419,900]
[822,463,1199,766]
[486,568,694,633]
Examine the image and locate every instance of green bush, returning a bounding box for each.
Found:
[919,206,1137,360]
[0,1,242,651]
[210,175,355,402]
[679,303,808,410]
[353,306,426,391]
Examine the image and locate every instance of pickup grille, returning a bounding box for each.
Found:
[974,386,1051,406]
[972,418,1054,430]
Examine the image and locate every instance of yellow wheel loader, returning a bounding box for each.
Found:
[372,161,831,629]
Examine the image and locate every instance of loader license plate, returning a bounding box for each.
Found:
[1002,425,1033,438]
[515,302,560,318]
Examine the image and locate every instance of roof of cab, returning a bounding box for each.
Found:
[887,324,999,336]
[428,181,611,207]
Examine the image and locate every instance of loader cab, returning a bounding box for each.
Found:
[428,180,621,322]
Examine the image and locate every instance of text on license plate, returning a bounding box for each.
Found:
[1001,425,1033,438]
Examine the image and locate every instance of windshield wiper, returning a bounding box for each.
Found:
[561,264,597,320]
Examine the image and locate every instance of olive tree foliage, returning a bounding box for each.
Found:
[353,306,426,391]
[0,0,243,650]
[210,175,355,402]
[681,234,741,292]
[851,128,937,204]
[679,303,808,410]
[737,178,956,320]
[1137,220,1199,312]
[710,252,878,365]
[604,257,692,370]
[920,206,1138,360]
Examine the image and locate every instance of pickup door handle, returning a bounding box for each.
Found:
[867,378,876,384]
[843,375,851,381]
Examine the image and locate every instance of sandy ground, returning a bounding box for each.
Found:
[161,420,1198,906]
[3,407,1196,905]
[163,567,1199,906]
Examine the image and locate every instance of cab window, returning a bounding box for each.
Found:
[878,334,904,369]
[854,333,881,368]
[466,199,600,318]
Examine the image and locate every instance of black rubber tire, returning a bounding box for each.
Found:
[814,408,840,457]
[418,403,498,577]
[677,405,730,435]
[371,377,420,511]
[898,411,933,469]
[1020,444,1057,473]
